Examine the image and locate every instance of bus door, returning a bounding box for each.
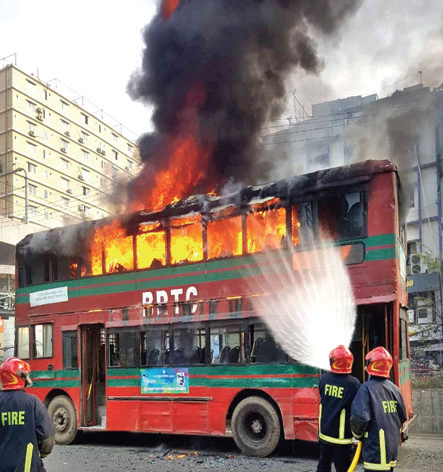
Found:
[351,304,392,383]
[80,323,105,427]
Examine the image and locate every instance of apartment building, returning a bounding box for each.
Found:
[0,64,139,230]
[0,63,140,360]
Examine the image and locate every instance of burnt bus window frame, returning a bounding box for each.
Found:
[208,320,246,366]
[248,320,289,364]
[140,327,170,367]
[106,329,140,368]
[62,330,79,369]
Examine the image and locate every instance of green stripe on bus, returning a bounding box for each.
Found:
[31,369,80,380]
[366,248,396,261]
[30,379,80,388]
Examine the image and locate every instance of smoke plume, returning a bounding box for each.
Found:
[127,0,362,210]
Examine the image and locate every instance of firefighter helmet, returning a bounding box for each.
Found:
[0,357,33,391]
[365,346,393,378]
[329,345,353,374]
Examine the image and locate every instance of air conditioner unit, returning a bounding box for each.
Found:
[36,107,42,114]
[28,130,35,137]
[78,137,84,143]
[78,174,85,181]
[36,115,44,121]
[96,147,102,153]
[67,189,72,194]
[64,131,70,137]
[101,150,106,156]
[78,205,84,212]
[60,147,67,153]
[417,307,433,324]
[407,309,415,324]
[125,166,130,171]
[411,253,422,274]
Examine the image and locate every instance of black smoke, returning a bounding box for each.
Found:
[128,0,363,198]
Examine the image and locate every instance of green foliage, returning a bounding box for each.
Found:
[412,373,443,389]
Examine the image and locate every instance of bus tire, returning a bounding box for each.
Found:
[231,396,281,457]
[48,395,77,445]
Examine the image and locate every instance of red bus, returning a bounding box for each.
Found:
[15,159,413,457]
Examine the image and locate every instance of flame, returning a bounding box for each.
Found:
[170,215,203,264]
[247,206,287,253]
[207,216,242,259]
[162,0,180,19]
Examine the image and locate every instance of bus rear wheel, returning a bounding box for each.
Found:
[48,395,77,445]
[231,396,281,457]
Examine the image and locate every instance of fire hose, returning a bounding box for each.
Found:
[347,440,362,472]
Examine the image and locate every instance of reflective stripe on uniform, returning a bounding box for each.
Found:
[363,460,397,470]
[318,431,353,445]
[379,428,386,464]
[24,443,33,472]
[339,408,346,439]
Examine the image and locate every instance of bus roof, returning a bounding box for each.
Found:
[17,159,397,252]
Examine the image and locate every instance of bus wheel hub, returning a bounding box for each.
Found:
[251,419,263,434]
[54,408,68,431]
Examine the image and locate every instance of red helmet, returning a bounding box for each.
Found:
[0,357,33,391]
[365,347,393,378]
[329,345,353,374]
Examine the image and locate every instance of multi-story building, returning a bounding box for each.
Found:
[0,63,139,229]
[263,84,443,362]
[0,62,140,360]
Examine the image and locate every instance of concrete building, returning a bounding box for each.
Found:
[0,61,140,360]
[263,84,443,360]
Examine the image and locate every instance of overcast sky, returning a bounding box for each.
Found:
[1,0,442,142]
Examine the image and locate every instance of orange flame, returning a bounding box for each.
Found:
[162,0,181,19]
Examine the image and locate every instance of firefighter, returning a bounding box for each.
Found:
[0,357,55,472]
[350,347,407,471]
[316,345,361,472]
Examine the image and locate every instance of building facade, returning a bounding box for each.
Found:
[264,84,443,360]
[0,63,140,359]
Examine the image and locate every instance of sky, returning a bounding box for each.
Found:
[1,0,442,143]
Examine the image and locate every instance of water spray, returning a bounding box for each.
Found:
[249,232,357,371]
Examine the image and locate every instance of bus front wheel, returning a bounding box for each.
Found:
[48,395,77,445]
[231,396,281,457]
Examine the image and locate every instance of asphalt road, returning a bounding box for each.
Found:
[43,433,443,472]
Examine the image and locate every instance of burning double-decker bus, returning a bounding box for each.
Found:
[15,159,413,456]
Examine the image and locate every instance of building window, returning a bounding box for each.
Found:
[29,206,37,218]
[112,167,118,179]
[127,143,133,154]
[62,197,70,208]
[29,184,37,196]
[60,177,70,191]
[44,189,49,199]
[112,133,118,144]
[82,186,90,196]
[26,80,37,93]
[61,120,70,135]
[61,158,69,170]
[27,143,36,156]
[83,150,89,161]
[60,139,69,152]
[101,160,105,169]
[81,131,88,142]
[42,129,48,141]
[100,177,106,187]
[27,100,36,113]
[80,113,89,125]
[60,100,69,112]
[112,150,118,161]
[79,204,90,217]
[27,162,37,174]
[127,160,134,170]
[27,122,36,135]
[43,89,48,100]
[80,168,90,181]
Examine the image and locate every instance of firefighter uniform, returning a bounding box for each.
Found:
[0,389,54,472]
[317,371,361,472]
[351,377,407,471]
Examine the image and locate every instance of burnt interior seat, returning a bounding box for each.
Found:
[229,346,240,363]
[148,348,160,365]
[219,345,231,364]
[189,347,201,364]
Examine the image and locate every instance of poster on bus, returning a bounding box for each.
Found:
[141,368,189,394]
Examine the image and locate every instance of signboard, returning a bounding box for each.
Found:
[141,368,189,394]
[29,286,68,307]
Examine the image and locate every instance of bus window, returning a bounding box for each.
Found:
[141,330,165,366]
[33,324,53,358]
[250,323,287,363]
[207,214,242,259]
[172,327,205,365]
[105,234,134,274]
[107,331,139,367]
[63,331,78,369]
[291,202,313,246]
[318,192,364,240]
[400,318,409,360]
[247,207,286,254]
[210,326,244,365]
[137,223,166,269]
[170,215,203,265]
[17,326,30,359]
